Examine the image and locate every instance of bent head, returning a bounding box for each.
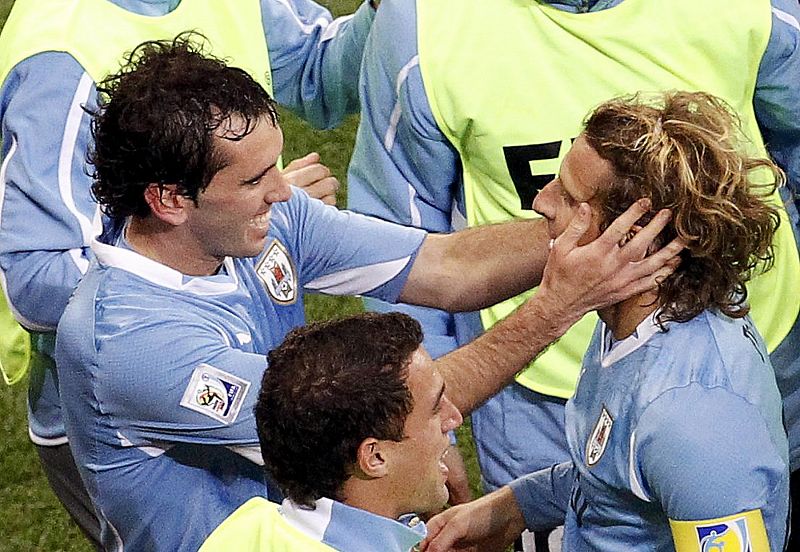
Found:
[534,91,781,322]
[257,312,462,518]
[90,33,290,259]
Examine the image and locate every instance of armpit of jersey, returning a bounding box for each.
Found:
[669,509,769,552]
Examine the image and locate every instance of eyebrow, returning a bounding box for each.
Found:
[433,381,446,412]
[241,162,277,185]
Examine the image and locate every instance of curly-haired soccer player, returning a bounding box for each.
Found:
[422,91,790,552]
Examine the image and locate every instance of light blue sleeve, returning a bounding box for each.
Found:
[757,1,800,200]
[263,0,376,129]
[509,461,574,531]
[278,189,427,303]
[633,384,788,522]
[95,312,268,446]
[0,53,97,331]
[346,0,466,359]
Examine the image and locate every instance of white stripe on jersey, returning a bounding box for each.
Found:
[773,7,800,31]
[305,257,411,295]
[59,71,94,274]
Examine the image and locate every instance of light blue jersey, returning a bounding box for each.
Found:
[346,0,800,483]
[55,189,426,552]
[0,0,376,444]
[511,311,789,551]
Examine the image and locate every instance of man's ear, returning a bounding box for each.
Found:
[620,224,661,256]
[143,183,189,226]
[355,438,390,479]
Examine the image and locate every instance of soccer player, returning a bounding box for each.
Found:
[202,312,462,551]
[421,91,789,552]
[0,0,376,543]
[54,37,679,551]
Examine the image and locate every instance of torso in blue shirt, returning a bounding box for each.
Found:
[55,190,426,552]
[560,311,789,550]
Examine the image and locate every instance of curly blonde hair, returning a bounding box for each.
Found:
[583,91,782,323]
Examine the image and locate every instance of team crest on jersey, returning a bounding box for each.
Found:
[586,406,613,466]
[256,240,297,304]
[180,364,250,424]
[695,517,752,552]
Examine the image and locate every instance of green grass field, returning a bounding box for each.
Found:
[0,2,480,550]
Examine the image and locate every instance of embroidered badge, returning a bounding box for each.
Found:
[586,406,613,466]
[256,239,297,304]
[180,364,250,425]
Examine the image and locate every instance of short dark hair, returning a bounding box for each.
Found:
[583,91,781,323]
[89,32,278,219]
[257,312,423,507]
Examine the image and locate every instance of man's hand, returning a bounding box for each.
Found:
[536,199,683,325]
[282,152,340,206]
[420,486,525,552]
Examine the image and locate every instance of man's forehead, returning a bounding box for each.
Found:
[407,347,442,401]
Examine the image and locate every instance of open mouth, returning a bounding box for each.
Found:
[438,446,450,477]
[249,211,270,230]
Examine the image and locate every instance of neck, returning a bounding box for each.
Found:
[598,291,659,340]
[340,478,402,520]
[127,217,222,276]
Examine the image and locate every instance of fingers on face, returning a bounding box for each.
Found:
[553,202,592,250]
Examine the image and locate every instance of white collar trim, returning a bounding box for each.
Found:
[91,222,240,296]
[600,310,664,368]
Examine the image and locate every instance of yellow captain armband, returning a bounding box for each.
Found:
[670,509,770,552]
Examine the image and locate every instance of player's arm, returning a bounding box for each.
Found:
[635,384,787,551]
[755,1,800,198]
[263,0,376,129]
[61,307,269,454]
[0,53,97,330]
[420,462,574,552]
[346,0,465,359]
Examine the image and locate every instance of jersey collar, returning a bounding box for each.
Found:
[91,217,240,295]
[280,497,426,552]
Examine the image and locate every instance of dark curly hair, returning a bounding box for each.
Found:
[583,91,782,323]
[88,32,278,219]
[257,312,422,507]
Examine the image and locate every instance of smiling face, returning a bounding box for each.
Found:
[532,134,615,246]
[383,347,463,516]
[182,114,292,266]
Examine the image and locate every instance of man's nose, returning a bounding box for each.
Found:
[532,179,557,215]
[442,396,463,432]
